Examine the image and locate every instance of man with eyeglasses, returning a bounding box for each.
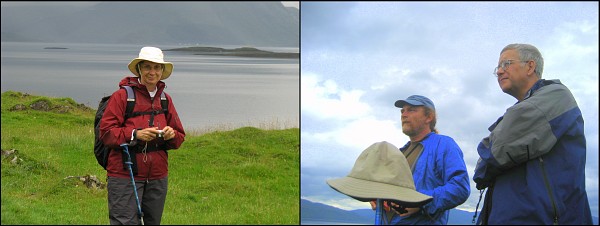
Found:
[473,44,592,224]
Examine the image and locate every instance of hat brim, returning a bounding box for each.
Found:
[326,177,433,207]
[128,58,173,80]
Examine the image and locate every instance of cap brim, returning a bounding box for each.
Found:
[326,177,432,207]
[395,100,423,108]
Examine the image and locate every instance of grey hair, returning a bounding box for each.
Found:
[423,107,438,134]
[501,44,544,78]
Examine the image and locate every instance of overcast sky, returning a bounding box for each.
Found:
[300,1,599,217]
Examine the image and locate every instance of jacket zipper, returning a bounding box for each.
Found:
[539,156,559,225]
[144,93,154,182]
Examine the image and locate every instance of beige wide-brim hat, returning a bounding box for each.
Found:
[326,141,433,207]
[128,46,173,80]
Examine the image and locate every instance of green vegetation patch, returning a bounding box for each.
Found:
[1,91,299,224]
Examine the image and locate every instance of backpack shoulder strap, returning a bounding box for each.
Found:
[160,91,168,113]
[126,89,168,119]
[123,86,136,119]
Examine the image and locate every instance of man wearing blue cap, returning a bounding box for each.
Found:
[371,95,470,224]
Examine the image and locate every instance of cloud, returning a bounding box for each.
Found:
[302,195,372,211]
[301,2,599,216]
[301,72,371,121]
[301,72,407,169]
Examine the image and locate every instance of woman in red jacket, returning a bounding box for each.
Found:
[100,46,185,225]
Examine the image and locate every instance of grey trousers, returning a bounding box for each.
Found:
[108,176,168,225]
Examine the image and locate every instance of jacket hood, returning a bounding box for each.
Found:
[118,76,165,91]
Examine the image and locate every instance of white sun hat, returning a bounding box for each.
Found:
[326,141,433,207]
[128,46,173,80]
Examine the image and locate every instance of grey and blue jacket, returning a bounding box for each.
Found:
[391,132,470,225]
[473,79,592,224]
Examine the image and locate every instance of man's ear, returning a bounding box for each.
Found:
[527,60,537,76]
[426,109,435,124]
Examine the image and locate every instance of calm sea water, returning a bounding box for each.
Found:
[1,42,299,130]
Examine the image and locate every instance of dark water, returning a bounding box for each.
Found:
[1,42,299,130]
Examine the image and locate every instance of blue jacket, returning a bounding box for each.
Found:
[391,133,470,225]
[473,79,592,224]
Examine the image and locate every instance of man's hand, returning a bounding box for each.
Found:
[369,200,391,212]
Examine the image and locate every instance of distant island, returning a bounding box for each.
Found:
[44,47,68,49]
[164,46,298,59]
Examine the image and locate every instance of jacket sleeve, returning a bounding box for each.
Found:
[164,93,185,149]
[99,89,135,148]
[474,83,579,188]
[421,137,470,216]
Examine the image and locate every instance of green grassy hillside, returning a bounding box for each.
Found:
[1,91,299,224]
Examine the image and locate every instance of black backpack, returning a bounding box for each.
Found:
[94,86,168,170]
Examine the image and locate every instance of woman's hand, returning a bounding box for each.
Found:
[161,126,176,140]
[135,127,176,141]
[136,127,159,142]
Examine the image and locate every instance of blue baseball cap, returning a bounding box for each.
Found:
[394,95,435,110]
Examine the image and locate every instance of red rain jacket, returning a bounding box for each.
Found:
[100,76,185,180]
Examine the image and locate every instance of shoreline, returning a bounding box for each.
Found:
[1,90,298,135]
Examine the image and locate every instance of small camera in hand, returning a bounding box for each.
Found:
[391,204,408,214]
[157,130,164,138]
[385,200,408,214]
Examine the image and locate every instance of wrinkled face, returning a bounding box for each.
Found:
[400,105,430,137]
[495,49,533,98]
[138,61,163,87]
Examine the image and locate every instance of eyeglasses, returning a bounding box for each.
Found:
[493,59,528,76]
[140,64,164,72]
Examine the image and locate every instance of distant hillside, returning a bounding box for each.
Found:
[1,2,298,47]
[164,46,299,58]
[301,199,372,224]
[302,198,477,225]
[301,198,599,225]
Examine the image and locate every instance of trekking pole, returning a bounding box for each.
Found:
[120,143,144,225]
[375,199,383,225]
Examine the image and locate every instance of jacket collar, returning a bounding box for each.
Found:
[400,132,435,151]
[521,79,560,102]
[119,76,166,93]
